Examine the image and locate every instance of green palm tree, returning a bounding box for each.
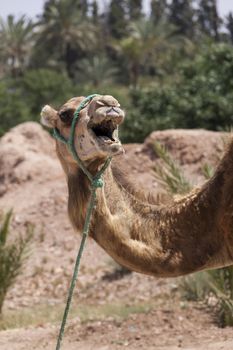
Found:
[0,15,34,77]
[117,19,176,85]
[76,55,119,87]
[37,0,97,76]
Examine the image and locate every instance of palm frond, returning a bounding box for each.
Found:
[202,163,215,179]
[153,141,192,195]
[0,212,33,314]
[0,210,13,246]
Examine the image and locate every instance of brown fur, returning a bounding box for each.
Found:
[41,96,233,277]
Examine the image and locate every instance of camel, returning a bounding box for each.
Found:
[41,95,233,278]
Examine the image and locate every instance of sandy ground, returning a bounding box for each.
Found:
[0,302,232,349]
[0,123,232,349]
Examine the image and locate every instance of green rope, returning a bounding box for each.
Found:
[53,95,112,350]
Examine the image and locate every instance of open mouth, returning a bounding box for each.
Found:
[89,119,119,145]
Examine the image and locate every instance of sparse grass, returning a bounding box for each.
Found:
[0,300,154,330]
[179,268,233,327]
[202,163,215,180]
[0,211,34,314]
[153,141,192,195]
[179,272,208,301]
[205,267,233,327]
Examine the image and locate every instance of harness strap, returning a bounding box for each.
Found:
[54,95,112,350]
[53,94,112,185]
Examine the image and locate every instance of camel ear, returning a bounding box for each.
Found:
[40,105,58,128]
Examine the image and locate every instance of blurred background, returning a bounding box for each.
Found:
[0,0,233,141]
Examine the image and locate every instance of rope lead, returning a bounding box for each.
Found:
[53,95,111,350]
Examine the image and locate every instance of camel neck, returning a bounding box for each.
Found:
[66,150,233,277]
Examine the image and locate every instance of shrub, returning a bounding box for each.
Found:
[180,268,233,327]
[122,43,233,143]
[19,68,76,115]
[153,141,192,195]
[0,80,30,136]
[121,85,177,143]
[0,211,33,314]
[0,69,76,136]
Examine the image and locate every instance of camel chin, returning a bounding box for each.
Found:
[88,121,124,157]
[76,130,125,162]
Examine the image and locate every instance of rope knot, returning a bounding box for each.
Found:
[92,177,104,188]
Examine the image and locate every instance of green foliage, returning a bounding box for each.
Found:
[175,43,233,129]
[0,211,12,246]
[179,271,209,301]
[169,0,196,38]
[0,211,33,314]
[19,69,75,115]
[153,141,192,194]
[0,69,76,136]
[150,0,167,24]
[210,268,233,327]
[202,163,215,179]
[127,0,143,21]
[0,0,233,141]
[197,0,220,40]
[91,0,99,24]
[121,83,179,142]
[180,268,233,327]
[226,12,233,44]
[0,80,31,136]
[36,0,97,76]
[77,0,88,17]
[107,0,128,39]
[0,15,35,77]
[124,43,233,142]
[75,56,119,87]
[116,18,177,86]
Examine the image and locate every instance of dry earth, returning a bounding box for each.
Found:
[0,123,232,349]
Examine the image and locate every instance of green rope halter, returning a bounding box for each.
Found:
[53,93,111,186]
[53,94,112,350]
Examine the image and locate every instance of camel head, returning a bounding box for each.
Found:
[40,95,125,166]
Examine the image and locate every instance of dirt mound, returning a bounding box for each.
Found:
[115,129,225,191]
[0,124,225,198]
[0,122,60,196]
[0,123,230,350]
[145,128,225,171]
[0,123,226,307]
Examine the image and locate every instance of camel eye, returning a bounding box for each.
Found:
[59,109,74,124]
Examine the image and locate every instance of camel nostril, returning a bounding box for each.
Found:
[106,107,121,119]
[107,107,115,114]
